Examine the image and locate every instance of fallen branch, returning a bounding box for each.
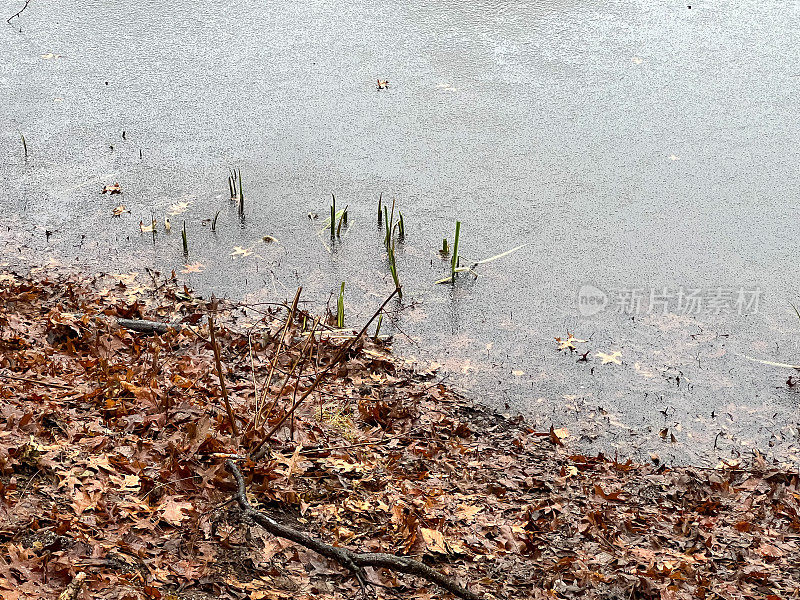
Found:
[226,460,484,600]
[116,317,179,334]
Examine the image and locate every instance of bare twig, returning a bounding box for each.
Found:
[251,288,398,461]
[226,460,484,600]
[247,332,259,418]
[268,317,320,417]
[208,315,240,437]
[7,0,30,24]
[255,287,301,428]
[0,372,72,389]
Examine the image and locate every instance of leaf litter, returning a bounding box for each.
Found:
[0,269,798,599]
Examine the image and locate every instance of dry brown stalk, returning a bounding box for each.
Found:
[250,288,398,461]
[208,315,240,437]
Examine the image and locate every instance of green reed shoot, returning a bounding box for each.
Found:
[378,193,383,226]
[228,170,236,200]
[450,221,461,283]
[336,206,348,237]
[383,198,396,250]
[388,243,402,298]
[330,194,336,238]
[374,313,383,340]
[237,169,244,217]
[337,282,345,328]
[383,206,389,245]
[182,221,188,254]
[21,135,27,159]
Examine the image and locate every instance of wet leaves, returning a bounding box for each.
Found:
[555,332,587,352]
[168,201,190,216]
[555,333,622,366]
[181,262,204,274]
[231,245,253,257]
[596,350,622,365]
[0,270,798,600]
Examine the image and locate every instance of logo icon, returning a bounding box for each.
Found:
[577,285,608,316]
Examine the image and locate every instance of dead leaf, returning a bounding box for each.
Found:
[168,201,190,216]
[420,528,448,554]
[181,262,204,274]
[596,350,622,365]
[102,182,122,195]
[231,246,253,257]
[159,496,194,526]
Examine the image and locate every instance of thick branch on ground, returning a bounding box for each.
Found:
[116,317,177,334]
[226,460,484,600]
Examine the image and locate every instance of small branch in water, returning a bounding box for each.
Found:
[7,0,30,24]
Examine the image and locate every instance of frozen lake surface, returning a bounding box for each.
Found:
[3,0,800,465]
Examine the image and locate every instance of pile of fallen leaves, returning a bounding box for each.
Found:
[1,269,799,600]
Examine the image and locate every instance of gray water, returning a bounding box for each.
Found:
[3,0,800,466]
